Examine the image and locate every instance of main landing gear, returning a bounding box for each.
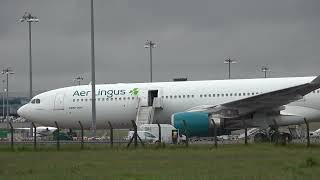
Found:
[253,127,293,144]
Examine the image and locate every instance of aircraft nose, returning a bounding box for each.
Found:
[17,104,28,118]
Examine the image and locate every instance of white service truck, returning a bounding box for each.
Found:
[139,124,185,144]
[127,131,158,143]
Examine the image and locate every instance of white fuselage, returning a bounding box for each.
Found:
[18,77,320,129]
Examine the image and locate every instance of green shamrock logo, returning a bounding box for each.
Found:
[129,88,139,96]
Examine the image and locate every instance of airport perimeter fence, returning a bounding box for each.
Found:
[0,120,318,151]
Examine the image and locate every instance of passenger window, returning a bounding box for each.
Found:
[191,95,194,98]
[208,94,211,97]
[221,94,224,97]
[200,95,202,98]
[243,93,246,96]
[81,99,84,102]
[166,96,168,99]
[204,94,207,97]
[226,94,228,96]
[73,99,75,102]
[178,95,181,98]
[217,94,220,97]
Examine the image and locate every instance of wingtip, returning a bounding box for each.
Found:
[311,75,320,85]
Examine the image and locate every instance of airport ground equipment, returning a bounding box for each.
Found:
[288,126,303,139]
[139,124,179,144]
[32,122,36,150]
[135,96,162,129]
[54,121,60,150]
[127,120,144,148]
[183,120,189,147]
[0,129,9,139]
[238,128,260,139]
[108,121,113,148]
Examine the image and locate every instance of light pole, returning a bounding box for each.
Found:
[261,66,271,78]
[1,79,5,122]
[19,12,39,101]
[90,0,97,137]
[1,68,14,122]
[74,76,84,86]
[224,58,237,79]
[144,40,157,82]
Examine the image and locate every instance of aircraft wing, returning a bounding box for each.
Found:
[187,75,320,118]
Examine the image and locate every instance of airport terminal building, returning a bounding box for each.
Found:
[0,96,28,117]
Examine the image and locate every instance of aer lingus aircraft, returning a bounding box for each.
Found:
[18,76,320,140]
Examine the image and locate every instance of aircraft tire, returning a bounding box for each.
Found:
[254,133,268,143]
[281,133,293,144]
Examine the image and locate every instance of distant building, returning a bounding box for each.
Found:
[0,97,28,116]
[173,77,188,81]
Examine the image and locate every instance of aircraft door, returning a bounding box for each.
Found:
[54,92,65,110]
[139,89,149,107]
[138,89,159,107]
[148,90,158,106]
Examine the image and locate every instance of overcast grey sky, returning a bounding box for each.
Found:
[0,0,320,95]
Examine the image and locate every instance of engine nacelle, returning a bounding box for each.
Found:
[171,112,231,137]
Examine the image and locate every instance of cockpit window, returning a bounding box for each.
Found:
[31,99,40,104]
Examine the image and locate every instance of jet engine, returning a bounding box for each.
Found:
[171,112,231,137]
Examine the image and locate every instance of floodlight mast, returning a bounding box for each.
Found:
[261,66,271,78]
[74,76,84,86]
[144,40,157,82]
[1,68,14,123]
[19,12,39,101]
[1,79,4,122]
[224,58,237,79]
[90,0,97,137]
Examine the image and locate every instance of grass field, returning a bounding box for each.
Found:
[0,144,319,180]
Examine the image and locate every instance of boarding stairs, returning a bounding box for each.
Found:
[135,97,162,129]
[288,125,303,139]
[238,128,260,139]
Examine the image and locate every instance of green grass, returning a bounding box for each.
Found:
[0,144,319,180]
